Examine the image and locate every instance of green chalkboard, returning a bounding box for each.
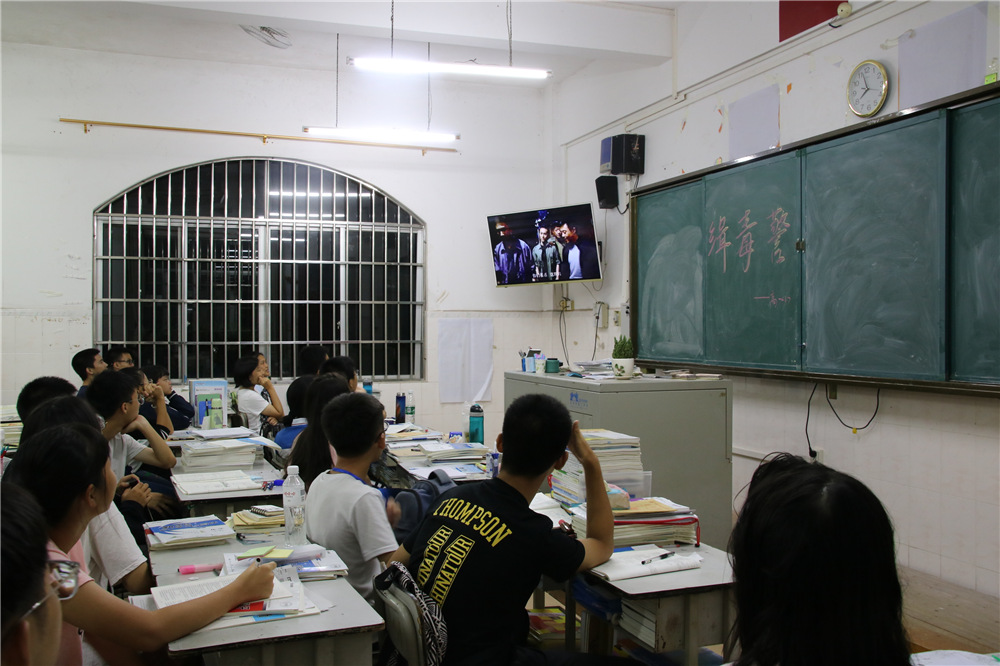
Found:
[704,154,801,369]
[636,182,705,360]
[950,98,1000,382]
[802,113,947,379]
[632,92,999,387]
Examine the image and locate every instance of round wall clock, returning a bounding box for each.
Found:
[847,60,889,117]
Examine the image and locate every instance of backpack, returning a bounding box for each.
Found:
[391,469,456,542]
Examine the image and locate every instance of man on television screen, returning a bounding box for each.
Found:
[556,222,600,280]
[531,224,561,282]
[493,220,534,285]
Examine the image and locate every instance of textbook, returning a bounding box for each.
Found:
[180,438,257,468]
[171,470,260,495]
[144,515,236,550]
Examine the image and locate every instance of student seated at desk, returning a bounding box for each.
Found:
[233,354,284,435]
[143,364,195,431]
[320,355,367,393]
[391,394,616,666]
[283,374,351,485]
[20,396,153,594]
[2,423,275,666]
[728,453,911,666]
[1,484,63,666]
[304,392,400,604]
[119,366,174,438]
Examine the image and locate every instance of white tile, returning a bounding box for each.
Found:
[907,488,941,553]
[908,547,941,577]
[879,480,910,546]
[879,427,911,486]
[909,431,942,493]
[940,555,977,590]
[939,494,976,564]
[975,436,1000,506]
[975,501,999,571]
[940,433,978,500]
[895,544,909,568]
[976,568,1000,598]
[975,400,1000,431]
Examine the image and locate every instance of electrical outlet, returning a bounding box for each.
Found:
[827,384,837,400]
[594,302,609,328]
[813,447,825,464]
[612,309,621,326]
[560,298,574,311]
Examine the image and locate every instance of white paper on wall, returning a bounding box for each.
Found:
[898,3,988,110]
[728,84,780,160]
[437,318,494,404]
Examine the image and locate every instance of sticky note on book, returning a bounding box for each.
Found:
[236,545,275,560]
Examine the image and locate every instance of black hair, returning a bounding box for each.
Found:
[298,346,330,376]
[286,374,351,488]
[118,366,147,388]
[321,392,384,459]
[233,355,260,389]
[3,423,110,528]
[71,348,101,381]
[84,370,136,419]
[1,484,50,640]
[143,364,169,384]
[499,394,572,477]
[105,346,134,366]
[319,356,357,381]
[21,395,102,443]
[15,376,76,421]
[728,453,910,666]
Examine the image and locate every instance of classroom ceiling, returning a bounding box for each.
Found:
[1,1,678,83]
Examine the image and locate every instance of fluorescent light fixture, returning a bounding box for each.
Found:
[348,56,551,80]
[303,126,459,144]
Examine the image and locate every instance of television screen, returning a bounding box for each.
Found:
[487,203,602,287]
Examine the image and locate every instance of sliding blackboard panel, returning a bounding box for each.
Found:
[950,98,1000,383]
[802,113,947,379]
[703,154,802,369]
[636,182,705,361]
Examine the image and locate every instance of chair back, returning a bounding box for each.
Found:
[376,583,427,666]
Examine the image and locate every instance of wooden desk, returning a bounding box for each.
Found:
[171,459,283,516]
[584,543,734,666]
[149,536,384,665]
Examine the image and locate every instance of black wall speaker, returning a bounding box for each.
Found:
[596,176,619,210]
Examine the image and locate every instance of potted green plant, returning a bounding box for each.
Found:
[611,335,635,379]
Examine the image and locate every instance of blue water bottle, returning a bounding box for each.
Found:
[469,403,484,444]
[395,392,406,423]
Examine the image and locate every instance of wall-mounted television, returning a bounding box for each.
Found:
[486,203,602,287]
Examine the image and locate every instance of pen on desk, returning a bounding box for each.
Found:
[178,562,224,574]
[641,551,675,565]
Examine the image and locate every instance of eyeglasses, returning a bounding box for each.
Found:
[6,560,80,632]
[136,393,145,405]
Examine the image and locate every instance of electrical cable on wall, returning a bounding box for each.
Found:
[827,387,881,433]
[805,383,819,459]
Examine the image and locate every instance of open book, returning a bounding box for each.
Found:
[589,546,703,582]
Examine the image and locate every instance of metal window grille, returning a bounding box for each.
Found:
[93,158,425,381]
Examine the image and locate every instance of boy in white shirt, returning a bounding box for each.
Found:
[304,392,398,604]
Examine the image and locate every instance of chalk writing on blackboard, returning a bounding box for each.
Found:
[735,209,757,273]
[754,293,792,307]
[768,207,790,264]
[708,216,732,272]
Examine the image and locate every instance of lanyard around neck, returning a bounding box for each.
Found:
[330,467,365,484]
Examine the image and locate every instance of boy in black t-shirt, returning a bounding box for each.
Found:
[391,394,614,666]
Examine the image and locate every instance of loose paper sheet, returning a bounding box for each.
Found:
[437,318,493,403]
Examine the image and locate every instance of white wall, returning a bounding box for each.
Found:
[2,1,997,596]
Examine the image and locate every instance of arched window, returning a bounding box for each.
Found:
[94,158,425,381]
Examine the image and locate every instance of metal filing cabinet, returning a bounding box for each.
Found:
[504,372,733,549]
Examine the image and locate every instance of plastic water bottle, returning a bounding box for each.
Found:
[469,404,484,444]
[283,465,307,546]
[406,391,415,423]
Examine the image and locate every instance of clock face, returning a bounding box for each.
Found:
[847,60,888,117]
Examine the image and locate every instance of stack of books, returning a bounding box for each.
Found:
[420,440,490,464]
[527,607,575,646]
[144,515,236,550]
[180,438,257,468]
[550,429,643,505]
[568,497,700,548]
[171,470,260,495]
[229,504,284,535]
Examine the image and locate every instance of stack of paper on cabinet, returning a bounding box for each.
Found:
[144,515,236,550]
[171,470,259,495]
[569,497,700,547]
[180,438,257,468]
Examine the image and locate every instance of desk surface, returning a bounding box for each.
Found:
[595,543,733,599]
[149,534,383,656]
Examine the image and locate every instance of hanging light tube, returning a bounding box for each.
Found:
[348,56,550,80]
[303,126,459,144]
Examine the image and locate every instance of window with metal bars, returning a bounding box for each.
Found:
[93,158,425,382]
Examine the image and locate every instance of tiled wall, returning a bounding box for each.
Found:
[731,376,1000,597]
